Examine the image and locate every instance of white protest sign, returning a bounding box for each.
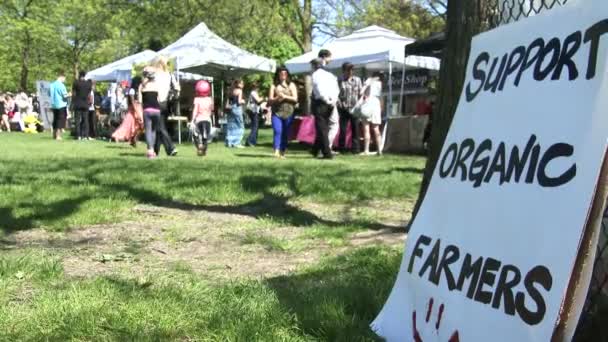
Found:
[372,0,608,341]
[36,80,52,129]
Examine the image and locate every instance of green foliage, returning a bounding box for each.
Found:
[344,0,445,39]
[0,0,443,92]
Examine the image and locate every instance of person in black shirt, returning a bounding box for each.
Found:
[0,94,8,132]
[72,71,93,140]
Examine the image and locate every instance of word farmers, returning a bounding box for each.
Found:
[466,19,608,102]
[438,134,576,188]
[408,235,553,326]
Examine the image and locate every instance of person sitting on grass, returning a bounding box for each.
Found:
[191,80,214,157]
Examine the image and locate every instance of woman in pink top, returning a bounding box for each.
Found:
[191,80,214,156]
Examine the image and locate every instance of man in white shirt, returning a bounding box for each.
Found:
[318,50,340,154]
[311,57,340,159]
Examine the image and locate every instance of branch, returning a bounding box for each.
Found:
[314,26,339,38]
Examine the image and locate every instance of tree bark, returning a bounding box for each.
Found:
[409,0,491,227]
[299,0,313,114]
[19,31,32,92]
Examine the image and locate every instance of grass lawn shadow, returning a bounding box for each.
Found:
[266,246,401,341]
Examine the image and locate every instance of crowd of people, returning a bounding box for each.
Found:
[0,91,41,133]
[14,48,387,160]
[311,49,384,159]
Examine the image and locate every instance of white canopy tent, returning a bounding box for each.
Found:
[285,25,440,74]
[85,50,158,82]
[285,25,440,117]
[159,22,276,78]
[285,25,441,152]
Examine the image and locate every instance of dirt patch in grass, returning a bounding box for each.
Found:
[1,200,409,281]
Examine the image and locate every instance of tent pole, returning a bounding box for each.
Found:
[176,57,181,118]
[220,78,224,128]
[388,61,393,119]
[211,78,215,126]
[399,56,407,115]
[381,62,393,152]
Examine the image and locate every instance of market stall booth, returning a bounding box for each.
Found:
[86,49,215,142]
[284,26,440,153]
[383,32,445,153]
[159,22,276,125]
[86,50,158,83]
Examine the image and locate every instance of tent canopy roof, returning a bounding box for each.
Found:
[285,25,440,74]
[86,50,157,82]
[159,22,276,78]
[405,32,445,58]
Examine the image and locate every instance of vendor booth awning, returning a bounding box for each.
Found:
[285,25,440,74]
[159,22,276,77]
[404,32,445,58]
[86,50,158,82]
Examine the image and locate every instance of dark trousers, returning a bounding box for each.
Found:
[338,107,360,153]
[88,110,97,138]
[195,121,211,147]
[75,109,89,138]
[154,110,175,155]
[246,110,259,146]
[312,99,333,158]
[144,112,161,150]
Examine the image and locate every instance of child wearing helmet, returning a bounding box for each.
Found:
[191,80,214,156]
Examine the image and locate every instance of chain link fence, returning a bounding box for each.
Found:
[483,1,606,340]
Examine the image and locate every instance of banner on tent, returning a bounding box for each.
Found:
[388,69,431,94]
[35,81,52,129]
[372,1,608,341]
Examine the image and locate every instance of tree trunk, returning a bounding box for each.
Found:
[409,0,491,226]
[19,32,32,92]
[300,4,313,115]
[302,31,313,114]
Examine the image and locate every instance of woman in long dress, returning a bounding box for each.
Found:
[225,79,246,148]
[111,76,143,146]
[361,72,384,156]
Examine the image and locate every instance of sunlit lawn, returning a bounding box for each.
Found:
[0,129,426,341]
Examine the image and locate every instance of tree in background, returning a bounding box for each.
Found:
[409,0,493,224]
[0,0,60,91]
[58,0,114,79]
[316,0,445,39]
[0,0,444,94]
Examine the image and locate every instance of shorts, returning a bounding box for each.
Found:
[52,107,67,130]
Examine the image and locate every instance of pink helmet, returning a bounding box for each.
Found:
[195,80,211,97]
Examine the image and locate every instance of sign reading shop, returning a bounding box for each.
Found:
[372,0,608,341]
[388,69,431,94]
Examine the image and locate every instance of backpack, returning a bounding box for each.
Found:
[246,92,259,113]
[168,74,179,103]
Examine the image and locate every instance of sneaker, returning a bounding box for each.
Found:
[235,145,245,149]
[169,149,178,157]
[197,145,204,156]
[147,151,157,159]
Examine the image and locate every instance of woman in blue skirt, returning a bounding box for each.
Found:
[225,79,246,148]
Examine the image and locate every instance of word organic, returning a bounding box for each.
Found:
[438,135,576,188]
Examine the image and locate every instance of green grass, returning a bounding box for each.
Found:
[0,130,424,233]
[0,247,402,341]
[0,129,422,341]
